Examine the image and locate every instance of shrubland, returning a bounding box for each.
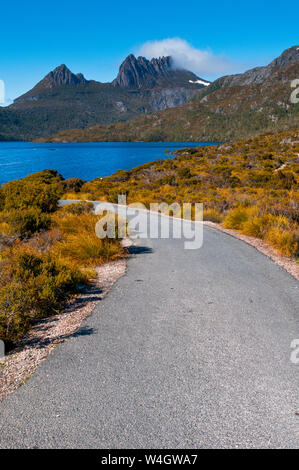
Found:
[78,130,299,258]
[0,171,125,345]
[1,129,298,344]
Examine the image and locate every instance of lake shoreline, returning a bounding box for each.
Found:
[0,140,220,185]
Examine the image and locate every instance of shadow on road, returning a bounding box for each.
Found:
[71,326,96,338]
[128,246,153,255]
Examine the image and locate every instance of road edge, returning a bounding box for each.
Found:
[204,221,299,280]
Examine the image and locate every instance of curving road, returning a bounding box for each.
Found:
[0,208,298,448]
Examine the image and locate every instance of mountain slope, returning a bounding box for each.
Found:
[0,57,205,140]
[41,46,299,143]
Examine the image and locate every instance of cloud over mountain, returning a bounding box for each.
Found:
[136,38,240,79]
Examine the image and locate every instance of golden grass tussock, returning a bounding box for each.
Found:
[51,212,125,266]
[203,208,225,223]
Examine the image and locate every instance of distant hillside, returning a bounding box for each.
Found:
[0,56,206,140]
[41,46,299,143]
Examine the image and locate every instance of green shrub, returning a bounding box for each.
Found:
[4,208,51,237]
[0,189,4,212]
[1,170,62,213]
[0,247,85,344]
[62,177,86,193]
[178,168,192,179]
[223,207,254,230]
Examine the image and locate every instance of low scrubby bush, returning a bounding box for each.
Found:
[3,208,51,237]
[223,207,255,230]
[0,247,85,343]
[265,227,299,257]
[203,208,224,223]
[61,177,86,193]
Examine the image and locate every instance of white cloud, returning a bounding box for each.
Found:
[0,99,13,107]
[0,80,5,105]
[0,80,13,107]
[136,38,240,79]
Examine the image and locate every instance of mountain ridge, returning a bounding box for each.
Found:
[1,47,298,142]
[209,45,299,89]
[39,46,299,143]
[0,54,205,140]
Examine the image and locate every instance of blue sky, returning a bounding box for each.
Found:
[0,0,298,104]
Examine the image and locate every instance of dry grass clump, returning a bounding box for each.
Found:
[223,207,298,256]
[61,192,93,201]
[60,201,94,215]
[265,227,299,257]
[51,212,125,266]
[203,208,224,223]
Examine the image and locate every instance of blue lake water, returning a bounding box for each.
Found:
[0,141,218,184]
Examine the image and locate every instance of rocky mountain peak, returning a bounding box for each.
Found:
[269,45,299,68]
[216,45,299,88]
[112,54,175,88]
[151,56,173,75]
[39,64,88,89]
